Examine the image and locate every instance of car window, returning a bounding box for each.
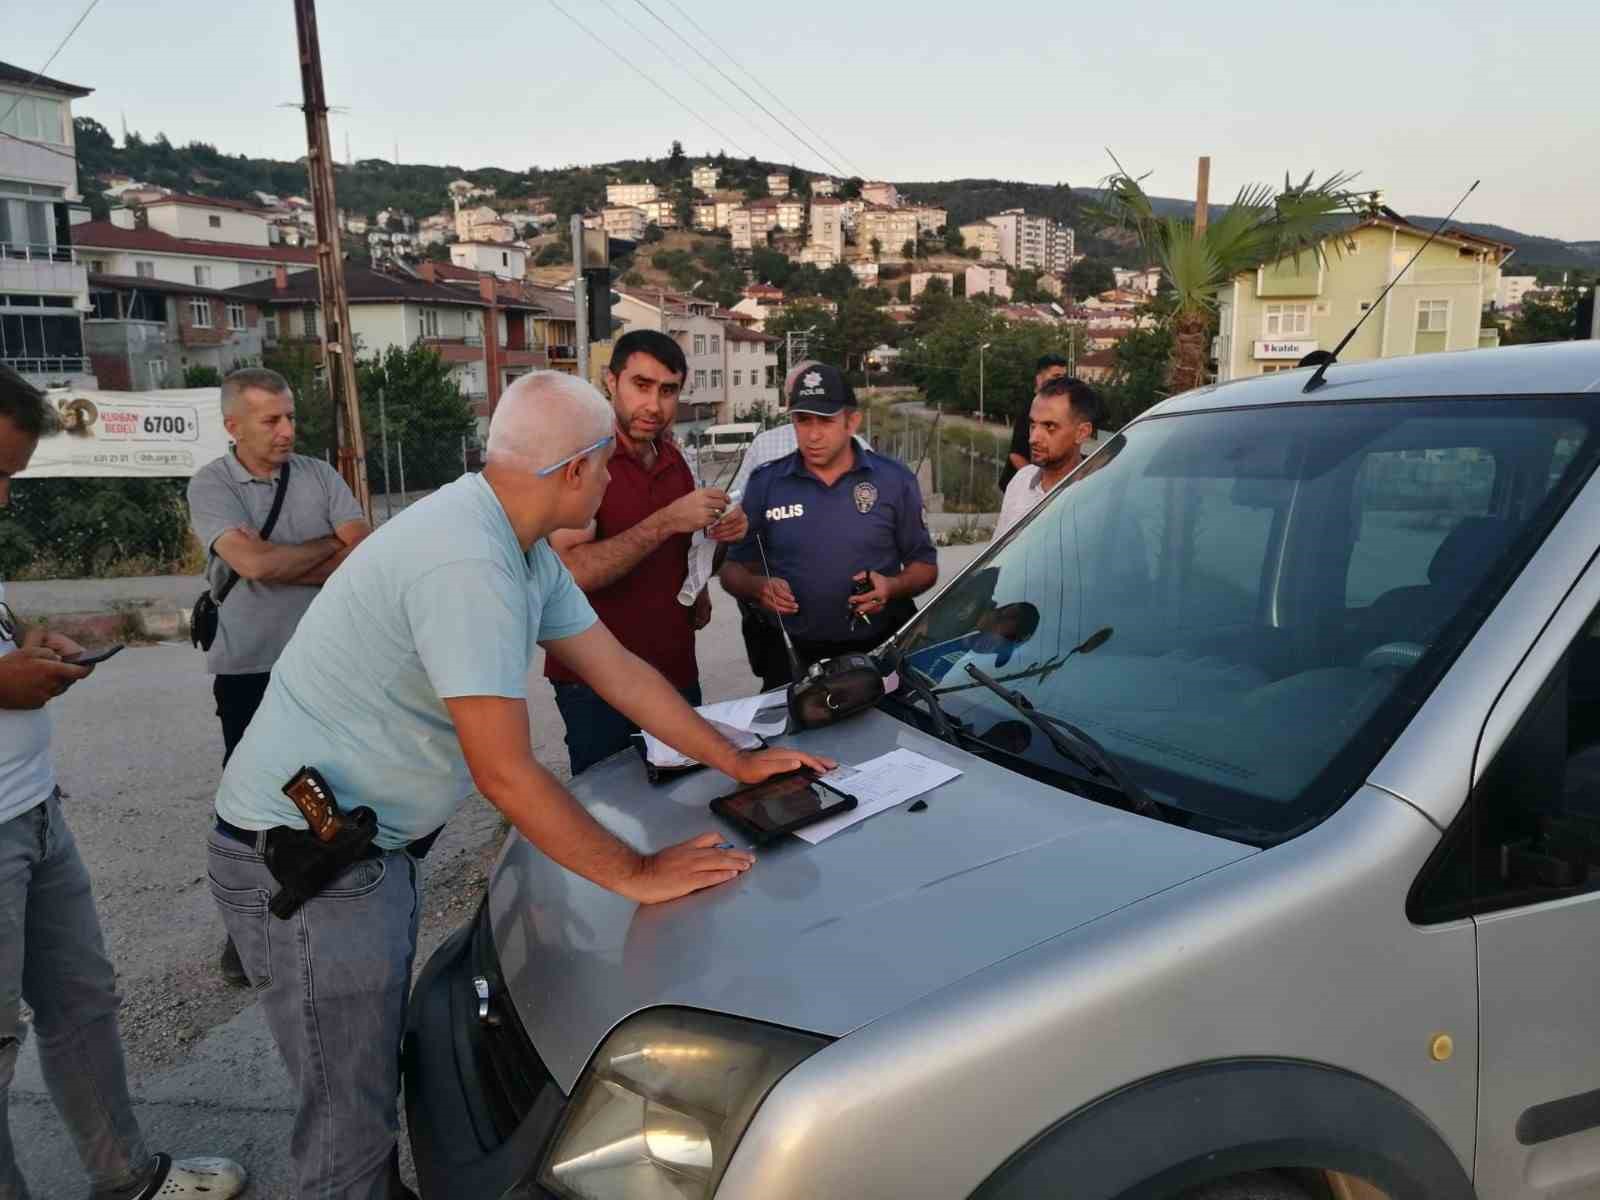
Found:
[1346,447,1497,608]
[892,399,1600,844]
[1414,601,1600,922]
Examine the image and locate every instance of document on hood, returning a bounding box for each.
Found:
[796,749,963,843]
[640,688,791,769]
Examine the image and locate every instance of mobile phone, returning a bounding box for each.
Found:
[66,644,124,667]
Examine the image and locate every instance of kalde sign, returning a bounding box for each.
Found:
[18,387,230,479]
[1254,339,1318,361]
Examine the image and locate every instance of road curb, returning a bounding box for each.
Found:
[29,606,190,646]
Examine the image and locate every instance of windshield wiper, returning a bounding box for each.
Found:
[962,663,1170,822]
[896,662,963,743]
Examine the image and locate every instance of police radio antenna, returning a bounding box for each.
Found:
[755,533,804,682]
[1303,179,1479,395]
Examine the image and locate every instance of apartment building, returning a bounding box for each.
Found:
[0,60,93,386]
[1214,210,1512,381]
[811,177,838,197]
[692,164,721,194]
[794,243,839,267]
[859,206,920,258]
[861,181,900,208]
[910,205,948,235]
[638,199,678,229]
[601,206,648,241]
[909,271,954,298]
[965,262,1012,300]
[1496,274,1539,310]
[731,199,784,251]
[775,197,807,232]
[85,273,264,389]
[959,221,1000,260]
[809,197,845,261]
[767,173,791,198]
[450,240,526,280]
[988,209,1074,274]
[1114,265,1163,296]
[612,286,779,424]
[72,220,318,290]
[606,180,659,207]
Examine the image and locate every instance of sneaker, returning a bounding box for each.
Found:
[135,1153,247,1199]
[218,936,248,988]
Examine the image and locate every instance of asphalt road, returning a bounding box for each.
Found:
[8,545,984,1198]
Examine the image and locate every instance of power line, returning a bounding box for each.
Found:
[588,0,772,156]
[653,0,863,179]
[0,0,103,164]
[547,0,753,160]
[627,0,849,179]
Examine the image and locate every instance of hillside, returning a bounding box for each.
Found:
[69,117,1593,273]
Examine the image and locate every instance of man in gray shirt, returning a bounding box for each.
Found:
[186,367,369,984]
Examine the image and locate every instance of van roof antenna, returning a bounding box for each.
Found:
[1302,180,1479,395]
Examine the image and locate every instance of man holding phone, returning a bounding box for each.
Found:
[187,367,370,985]
[0,366,247,1200]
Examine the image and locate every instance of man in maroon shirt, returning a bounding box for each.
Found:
[548,329,748,774]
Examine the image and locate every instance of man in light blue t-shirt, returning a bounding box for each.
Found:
[209,370,830,1198]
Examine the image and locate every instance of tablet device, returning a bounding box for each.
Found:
[710,770,857,845]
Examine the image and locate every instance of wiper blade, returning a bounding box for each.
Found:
[962,663,1170,822]
[896,662,962,744]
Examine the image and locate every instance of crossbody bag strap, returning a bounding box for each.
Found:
[214,459,291,605]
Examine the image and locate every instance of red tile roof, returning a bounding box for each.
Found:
[71,221,319,265]
[136,193,271,214]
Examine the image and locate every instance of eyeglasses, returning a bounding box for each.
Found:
[535,434,615,478]
[0,602,17,644]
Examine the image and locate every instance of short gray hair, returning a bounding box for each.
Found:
[221,366,292,419]
[487,371,614,473]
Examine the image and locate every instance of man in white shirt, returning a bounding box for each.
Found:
[993,376,1103,541]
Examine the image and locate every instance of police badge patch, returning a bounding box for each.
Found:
[852,481,878,513]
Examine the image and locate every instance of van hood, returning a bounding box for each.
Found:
[488,707,1256,1090]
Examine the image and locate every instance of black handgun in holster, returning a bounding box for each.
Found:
[263,766,379,919]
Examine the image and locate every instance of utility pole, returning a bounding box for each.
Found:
[1194,156,1211,239]
[293,0,370,519]
[571,214,589,382]
[378,387,392,520]
[978,341,991,424]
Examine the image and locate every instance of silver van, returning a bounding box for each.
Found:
[405,341,1600,1200]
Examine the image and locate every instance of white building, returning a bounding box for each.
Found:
[965,262,1012,300]
[601,206,648,241]
[0,62,94,385]
[638,198,678,229]
[811,177,838,197]
[910,205,948,235]
[909,271,954,298]
[451,241,526,281]
[988,209,1074,274]
[72,220,318,291]
[692,164,721,194]
[775,197,807,232]
[794,243,840,267]
[1496,274,1540,310]
[613,287,779,423]
[862,181,900,208]
[860,206,920,258]
[849,261,880,285]
[809,197,845,262]
[1114,265,1163,296]
[959,221,1000,260]
[767,173,792,198]
[116,194,273,246]
[606,180,659,207]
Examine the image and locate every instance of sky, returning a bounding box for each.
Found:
[17,0,1600,242]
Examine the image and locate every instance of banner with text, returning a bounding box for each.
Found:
[17,387,229,479]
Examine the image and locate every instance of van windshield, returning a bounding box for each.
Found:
[890,397,1600,842]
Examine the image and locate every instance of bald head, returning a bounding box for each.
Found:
[487,371,614,473]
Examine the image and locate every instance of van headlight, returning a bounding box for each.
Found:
[537,1008,827,1199]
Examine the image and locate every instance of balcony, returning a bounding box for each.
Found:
[421,335,486,364]
[546,343,577,361]
[0,242,87,299]
[500,346,548,368]
[3,356,88,376]
[0,242,76,264]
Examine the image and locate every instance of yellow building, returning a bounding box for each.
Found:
[1216,212,1512,380]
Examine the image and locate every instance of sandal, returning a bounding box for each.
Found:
[134,1153,248,1199]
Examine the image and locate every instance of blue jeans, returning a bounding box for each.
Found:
[207,830,420,1200]
[1,791,155,1200]
[553,681,702,776]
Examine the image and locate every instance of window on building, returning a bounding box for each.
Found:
[264,316,278,341]
[421,308,440,338]
[710,335,721,354]
[0,93,66,145]
[208,215,222,229]
[711,369,722,389]
[732,370,742,387]
[194,265,211,286]
[135,261,154,279]
[188,297,213,328]
[89,259,106,274]
[1263,303,1311,337]
[1417,299,1451,333]
[227,302,247,331]
[693,334,706,355]
[694,369,707,390]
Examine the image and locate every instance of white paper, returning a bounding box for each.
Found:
[796,749,963,843]
[677,530,717,606]
[641,689,790,768]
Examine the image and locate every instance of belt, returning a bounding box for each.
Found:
[212,815,443,860]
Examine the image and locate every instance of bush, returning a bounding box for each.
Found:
[0,478,195,579]
[183,365,222,388]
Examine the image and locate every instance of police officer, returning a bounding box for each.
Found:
[721,363,938,688]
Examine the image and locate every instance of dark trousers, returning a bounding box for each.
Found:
[213,672,271,765]
[553,680,703,777]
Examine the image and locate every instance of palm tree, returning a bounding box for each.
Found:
[1096,158,1362,394]
[870,236,883,262]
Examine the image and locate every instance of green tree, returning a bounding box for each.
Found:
[765,301,836,377]
[869,237,883,262]
[0,479,193,578]
[943,226,966,255]
[668,140,686,174]
[535,242,569,266]
[356,343,476,492]
[840,177,863,200]
[750,247,794,288]
[832,291,896,372]
[901,239,917,262]
[1504,288,1582,344]
[182,365,222,388]
[1069,257,1117,299]
[895,280,911,302]
[1096,159,1359,392]
[818,262,858,302]
[1098,324,1175,428]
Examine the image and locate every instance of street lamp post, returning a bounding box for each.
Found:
[978,341,992,424]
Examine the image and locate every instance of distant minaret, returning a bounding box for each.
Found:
[120,111,128,147]
[393,138,399,167]
[344,131,351,165]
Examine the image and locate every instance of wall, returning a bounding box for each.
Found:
[349,304,411,355]
[146,205,271,246]
[76,245,293,290]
